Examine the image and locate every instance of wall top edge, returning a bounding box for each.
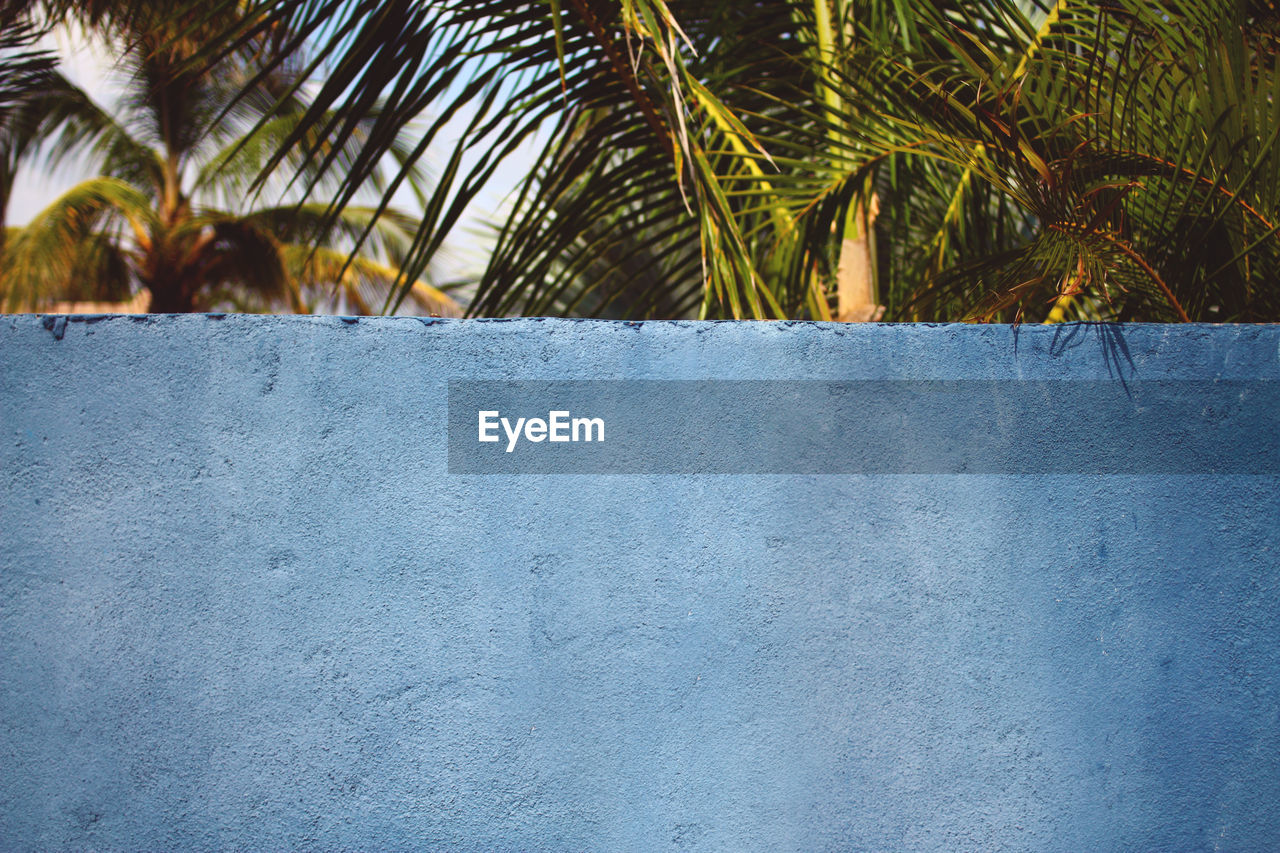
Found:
[3,312,1277,332]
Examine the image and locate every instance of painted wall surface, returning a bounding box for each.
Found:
[1,315,1278,851]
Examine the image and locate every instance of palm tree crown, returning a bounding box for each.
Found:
[180,0,1280,322]
[6,0,1279,322]
[0,5,458,315]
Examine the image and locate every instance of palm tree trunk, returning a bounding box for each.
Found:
[146,285,196,313]
[836,200,884,322]
[144,262,196,312]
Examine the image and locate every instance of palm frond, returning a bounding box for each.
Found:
[280,243,462,316]
[0,176,154,310]
[12,0,1280,321]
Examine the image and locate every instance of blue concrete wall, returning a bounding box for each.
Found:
[1,315,1278,851]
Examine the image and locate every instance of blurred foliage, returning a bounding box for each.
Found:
[4,0,1280,320]
[0,1,458,313]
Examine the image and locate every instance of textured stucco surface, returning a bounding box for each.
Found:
[1,315,1279,851]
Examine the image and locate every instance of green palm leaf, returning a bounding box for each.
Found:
[11,0,1280,321]
[2,1,443,315]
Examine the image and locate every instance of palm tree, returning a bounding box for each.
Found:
[835,0,1280,322]
[0,13,58,239]
[0,4,458,315]
[8,0,1280,321]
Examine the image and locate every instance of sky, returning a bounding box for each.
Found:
[6,25,545,286]
[6,27,118,226]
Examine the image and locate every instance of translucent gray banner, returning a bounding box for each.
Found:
[447,380,1280,474]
